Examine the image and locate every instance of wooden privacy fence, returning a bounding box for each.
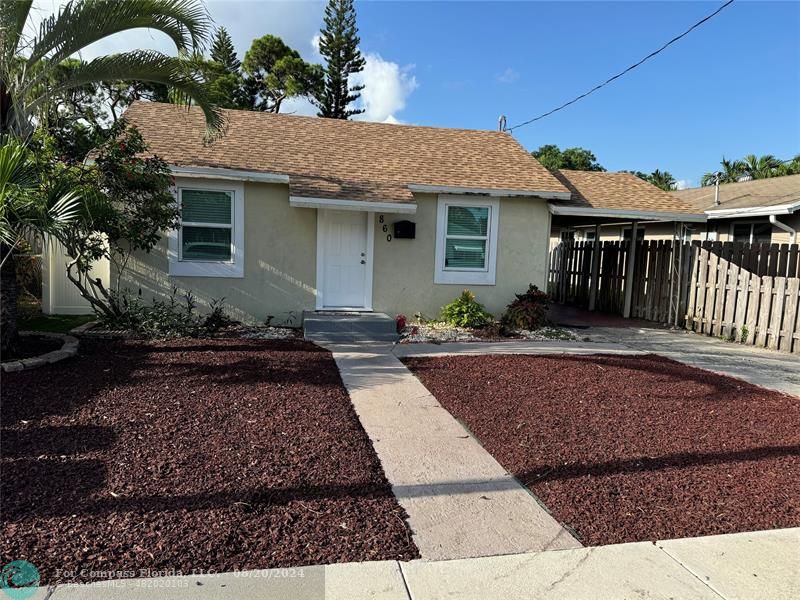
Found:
[549,240,800,354]
[685,241,800,352]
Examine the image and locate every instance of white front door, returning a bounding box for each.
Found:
[318,210,372,309]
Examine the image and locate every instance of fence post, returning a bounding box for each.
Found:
[622,221,638,318]
[588,226,601,311]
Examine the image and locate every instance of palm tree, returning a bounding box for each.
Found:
[1,138,80,354]
[0,0,224,354]
[0,0,223,137]
[741,154,782,180]
[701,157,745,187]
[647,169,676,191]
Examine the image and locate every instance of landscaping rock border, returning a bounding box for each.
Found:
[1,332,79,372]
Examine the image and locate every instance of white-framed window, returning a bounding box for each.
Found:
[168,178,244,278]
[434,195,499,285]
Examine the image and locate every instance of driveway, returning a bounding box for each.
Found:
[547,304,800,397]
[585,326,800,397]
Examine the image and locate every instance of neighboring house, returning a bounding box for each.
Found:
[110,101,578,322]
[549,169,705,245]
[671,175,800,244]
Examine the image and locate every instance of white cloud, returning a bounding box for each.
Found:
[353,53,418,123]
[675,179,694,190]
[496,67,520,84]
[310,33,322,58]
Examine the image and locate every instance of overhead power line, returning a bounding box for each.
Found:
[505,0,736,133]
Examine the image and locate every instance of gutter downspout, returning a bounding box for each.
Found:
[769,214,797,243]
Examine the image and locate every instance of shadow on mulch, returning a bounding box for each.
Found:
[1,338,418,585]
[405,352,800,546]
[1,425,116,458]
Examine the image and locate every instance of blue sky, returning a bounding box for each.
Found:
[354,1,800,188]
[35,1,800,187]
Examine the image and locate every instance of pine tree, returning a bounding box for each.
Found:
[316,0,366,119]
[210,26,241,73]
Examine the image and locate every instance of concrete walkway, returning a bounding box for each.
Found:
[324,343,580,560]
[45,528,800,599]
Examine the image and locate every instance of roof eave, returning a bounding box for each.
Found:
[549,205,707,223]
[289,196,417,214]
[705,200,800,219]
[171,165,290,184]
[408,183,571,200]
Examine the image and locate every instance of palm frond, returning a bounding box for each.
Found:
[29,0,210,65]
[41,50,225,137]
[0,0,33,59]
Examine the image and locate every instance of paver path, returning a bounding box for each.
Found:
[324,343,581,560]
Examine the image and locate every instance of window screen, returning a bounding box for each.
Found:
[180,189,234,262]
[444,205,490,270]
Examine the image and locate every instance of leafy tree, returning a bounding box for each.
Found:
[0,0,223,139]
[0,0,222,353]
[45,59,170,161]
[53,122,179,319]
[532,144,605,172]
[700,154,793,186]
[242,35,323,113]
[210,26,241,73]
[741,154,782,180]
[0,137,80,354]
[316,0,366,119]
[780,154,800,175]
[624,169,676,191]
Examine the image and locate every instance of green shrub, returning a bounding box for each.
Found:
[501,284,550,331]
[99,288,236,338]
[441,290,493,328]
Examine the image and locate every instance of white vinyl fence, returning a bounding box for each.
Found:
[41,239,109,315]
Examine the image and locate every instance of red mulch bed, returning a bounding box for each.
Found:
[404,353,800,546]
[2,338,417,584]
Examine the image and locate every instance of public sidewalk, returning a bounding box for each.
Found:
[46,528,800,599]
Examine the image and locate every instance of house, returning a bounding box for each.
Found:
[671,175,800,244]
[548,169,705,245]
[115,101,579,323]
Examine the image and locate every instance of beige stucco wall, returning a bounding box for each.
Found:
[373,193,551,319]
[119,181,317,325]
[118,183,552,323]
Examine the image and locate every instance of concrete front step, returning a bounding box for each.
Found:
[303,311,399,343]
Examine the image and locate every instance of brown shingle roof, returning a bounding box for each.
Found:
[123,102,568,204]
[671,174,800,213]
[551,169,702,215]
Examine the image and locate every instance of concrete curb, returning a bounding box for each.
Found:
[1,331,79,372]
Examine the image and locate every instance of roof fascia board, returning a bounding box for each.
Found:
[408,183,571,200]
[289,196,417,214]
[171,165,289,184]
[705,200,800,218]
[549,205,707,223]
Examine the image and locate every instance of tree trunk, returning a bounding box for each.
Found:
[1,247,20,357]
